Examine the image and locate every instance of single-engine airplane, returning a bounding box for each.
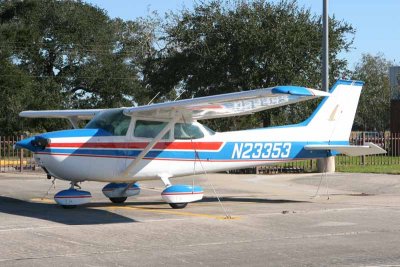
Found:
[15,80,385,208]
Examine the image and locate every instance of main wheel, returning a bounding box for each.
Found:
[62,205,77,209]
[109,197,127,203]
[169,203,188,209]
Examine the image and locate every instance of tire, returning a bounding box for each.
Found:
[109,197,127,203]
[62,205,77,209]
[169,203,188,209]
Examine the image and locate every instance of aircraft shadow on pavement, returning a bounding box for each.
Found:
[200,196,309,204]
[0,196,136,225]
[88,196,308,208]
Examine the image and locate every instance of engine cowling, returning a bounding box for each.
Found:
[161,185,204,204]
[102,183,140,198]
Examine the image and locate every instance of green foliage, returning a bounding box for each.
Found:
[0,0,361,135]
[352,53,392,131]
[0,58,34,134]
[0,0,152,134]
[144,0,354,130]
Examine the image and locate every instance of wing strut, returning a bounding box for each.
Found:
[121,113,181,177]
[68,116,79,129]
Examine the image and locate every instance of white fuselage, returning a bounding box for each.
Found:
[34,124,336,183]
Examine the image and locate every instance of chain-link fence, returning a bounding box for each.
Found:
[1,132,399,173]
[0,136,36,172]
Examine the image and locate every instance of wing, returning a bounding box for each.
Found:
[19,109,104,120]
[19,85,329,121]
[123,86,330,120]
[304,143,386,156]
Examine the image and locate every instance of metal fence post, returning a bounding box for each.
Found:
[362,132,365,165]
[19,135,23,172]
[0,136,2,173]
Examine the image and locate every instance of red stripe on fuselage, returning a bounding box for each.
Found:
[48,141,223,150]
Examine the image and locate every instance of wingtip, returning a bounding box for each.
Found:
[308,88,330,97]
[272,86,330,97]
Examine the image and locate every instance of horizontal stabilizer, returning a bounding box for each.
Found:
[304,142,386,156]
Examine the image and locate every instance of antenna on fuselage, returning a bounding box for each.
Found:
[147,89,185,106]
[147,91,161,105]
[174,90,186,101]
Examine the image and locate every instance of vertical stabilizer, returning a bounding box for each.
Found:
[304,80,363,142]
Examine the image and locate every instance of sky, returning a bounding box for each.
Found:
[86,0,400,69]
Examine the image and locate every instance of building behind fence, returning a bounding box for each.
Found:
[1,132,400,173]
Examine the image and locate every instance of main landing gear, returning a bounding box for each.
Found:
[102,183,141,203]
[160,177,204,209]
[109,197,127,203]
[168,203,188,209]
[102,181,204,209]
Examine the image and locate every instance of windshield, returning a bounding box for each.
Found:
[85,109,131,136]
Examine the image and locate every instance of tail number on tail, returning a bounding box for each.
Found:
[231,142,292,159]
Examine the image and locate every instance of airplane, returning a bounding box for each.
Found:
[15,80,386,209]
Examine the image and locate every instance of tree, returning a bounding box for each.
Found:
[0,58,35,135]
[352,53,392,131]
[0,0,152,134]
[143,0,354,131]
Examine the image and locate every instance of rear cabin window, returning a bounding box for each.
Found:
[134,120,169,139]
[174,123,204,139]
[85,109,131,136]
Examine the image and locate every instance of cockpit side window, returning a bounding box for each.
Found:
[174,123,204,139]
[134,120,169,139]
[85,109,131,136]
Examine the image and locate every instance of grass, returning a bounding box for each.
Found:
[335,155,400,174]
[335,155,400,165]
[262,156,400,174]
[336,164,400,174]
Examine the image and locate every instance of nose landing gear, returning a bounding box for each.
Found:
[54,182,91,209]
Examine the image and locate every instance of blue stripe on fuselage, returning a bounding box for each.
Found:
[40,141,348,160]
